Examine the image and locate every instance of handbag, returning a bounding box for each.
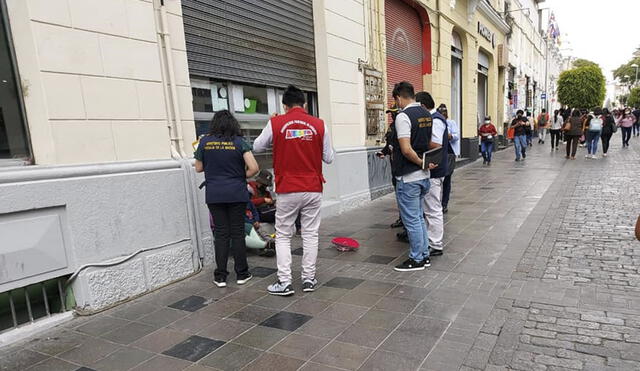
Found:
[506,127,515,139]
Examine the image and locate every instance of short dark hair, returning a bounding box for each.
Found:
[282,85,306,107]
[210,110,241,139]
[593,107,603,116]
[571,109,581,117]
[392,81,415,99]
[415,92,435,110]
[541,109,546,113]
[516,109,524,115]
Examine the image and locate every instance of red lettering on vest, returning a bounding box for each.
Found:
[271,107,325,193]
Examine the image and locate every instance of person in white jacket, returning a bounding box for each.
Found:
[438,104,459,213]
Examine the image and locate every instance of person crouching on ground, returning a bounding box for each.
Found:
[253,85,335,296]
[478,116,498,165]
[195,110,259,287]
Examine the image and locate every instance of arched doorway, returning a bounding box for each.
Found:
[385,0,431,103]
[477,50,490,127]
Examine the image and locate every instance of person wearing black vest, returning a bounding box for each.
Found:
[389,82,439,272]
[195,110,259,287]
[416,92,450,257]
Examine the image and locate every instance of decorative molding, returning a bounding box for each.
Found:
[468,0,479,22]
[477,0,511,34]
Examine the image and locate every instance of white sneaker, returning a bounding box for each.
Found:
[603,153,607,157]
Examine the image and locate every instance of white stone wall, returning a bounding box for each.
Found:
[6,0,195,165]
[314,0,368,149]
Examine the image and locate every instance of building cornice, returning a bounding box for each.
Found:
[477,0,511,35]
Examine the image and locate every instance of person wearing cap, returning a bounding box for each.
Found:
[437,104,459,214]
[378,105,404,230]
[416,91,451,257]
[253,85,335,296]
[478,116,498,165]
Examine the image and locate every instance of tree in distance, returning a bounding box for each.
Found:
[557,64,606,109]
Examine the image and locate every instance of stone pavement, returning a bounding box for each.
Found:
[2,136,640,371]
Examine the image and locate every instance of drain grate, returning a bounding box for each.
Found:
[1,276,72,333]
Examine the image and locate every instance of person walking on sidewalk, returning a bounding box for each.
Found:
[390,82,438,271]
[550,109,563,151]
[510,110,528,161]
[416,92,450,258]
[601,108,615,157]
[536,109,550,144]
[195,110,259,287]
[584,108,603,159]
[254,85,335,295]
[564,109,583,160]
[632,107,640,137]
[616,108,636,148]
[439,104,460,214]
[478,116,498,165]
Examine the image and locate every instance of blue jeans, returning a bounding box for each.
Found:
[513,135,527,160]
[586,130,601,155]
[481,141,494,162]
[395,178,430,261]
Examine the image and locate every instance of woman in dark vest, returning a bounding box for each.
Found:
[195,110,259,287]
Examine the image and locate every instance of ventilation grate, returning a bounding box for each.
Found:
[0,276,73,333]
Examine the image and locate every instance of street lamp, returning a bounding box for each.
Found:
[631,63,639,86]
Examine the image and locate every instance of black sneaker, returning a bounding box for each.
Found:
[394,258,425,272]
[396,230,409,243]
[237,274,253,285]
[429,248,443,256]
[302,279,318,292]
[522,152,527,159]
[422,257,431,267]
[390,218,404,229]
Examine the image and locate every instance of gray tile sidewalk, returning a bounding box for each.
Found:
[2,137,640,371]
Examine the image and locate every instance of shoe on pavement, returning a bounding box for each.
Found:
[397,230,409,243]
[429,248,443,256]
[390,218,404,229]
[421,257,431,267]
[394,258,426,272]
[237,274,253,285]
[603,153,607,157]
[302,279,318,292]
[268,281,295,296]
[214,279,227,288]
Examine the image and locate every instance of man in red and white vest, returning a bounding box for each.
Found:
[254,85,335,296]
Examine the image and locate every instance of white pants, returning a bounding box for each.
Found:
[538,128,547,141]
[275,192,322,283]
[424,178,444,251]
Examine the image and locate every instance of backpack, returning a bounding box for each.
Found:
[539,114,548,127]
[589,116,603,131]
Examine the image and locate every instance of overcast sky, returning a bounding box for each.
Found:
[543,0,640,96]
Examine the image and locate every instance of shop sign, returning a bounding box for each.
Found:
[477,22,495,48]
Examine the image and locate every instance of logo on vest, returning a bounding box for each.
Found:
[285,129,314,141]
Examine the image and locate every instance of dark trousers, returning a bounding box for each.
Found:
[566,135,579,157]
[601,133,612,154]
[622,127,632,146]
[442,173,452,209]
[550,129,561,149]
[208,202,249,281]
[633,122,640,136]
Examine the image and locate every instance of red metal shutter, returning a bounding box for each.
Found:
[385,0,424,103]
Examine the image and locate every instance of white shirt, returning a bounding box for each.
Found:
[253,120,335,164]
[394,102,429,183]
[430,109,446,146]
[551,115,564,130]
[446,119,461,156]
